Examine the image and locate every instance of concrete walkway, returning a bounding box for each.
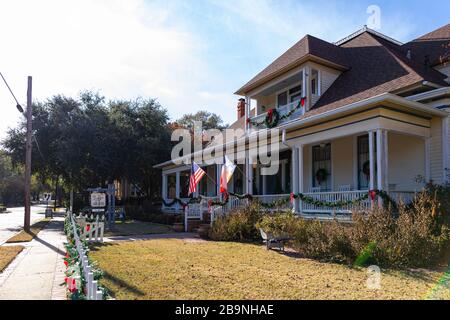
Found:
[104,232,205,243]
[0,215,67,300]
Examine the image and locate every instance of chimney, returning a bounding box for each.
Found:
[237,98,245,119]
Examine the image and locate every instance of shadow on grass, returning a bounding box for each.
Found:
[102,270,146,298]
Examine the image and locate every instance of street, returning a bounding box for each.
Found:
[0,205,47,244]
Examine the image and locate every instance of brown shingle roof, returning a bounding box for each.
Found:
[305,30,448,118]
[235,35,348,95]
[401,24,450,67]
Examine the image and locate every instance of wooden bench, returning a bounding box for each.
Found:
[259,228,291,251]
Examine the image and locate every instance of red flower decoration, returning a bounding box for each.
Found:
[290,193,295,203]
[369,190,377,201]
[86,225,90,232]
[64,260,68,267]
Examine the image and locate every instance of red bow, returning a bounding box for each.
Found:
[290,193,295,204]
[369,190,377,201]
[300,97,306,107]
[207,200,212,213]
[267,109,274,122]
[246,118,250,124]
[86,225,90,232]
[64,260,69,267]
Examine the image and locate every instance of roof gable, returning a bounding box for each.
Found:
[235,35,348,95]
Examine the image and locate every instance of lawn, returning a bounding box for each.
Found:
[6,218,51,243]
[89,239,450,300]
[0,246,24,272]
[104,220,173,237]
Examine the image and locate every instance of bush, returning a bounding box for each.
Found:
[209,202,263,241]
[254,188,450,268]
[124,204,182,225]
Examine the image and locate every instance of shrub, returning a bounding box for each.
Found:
[256,211,301,237]
[209,202,263,241]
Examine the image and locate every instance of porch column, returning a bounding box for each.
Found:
[368,131,375,191]
[162,173,168,200]
[425,137,431,182]
[291,146,299,212]
[175,172,180,198]
[376,129,388,191]
[262,174,267,195]
[216,164,221,196]
[443,117,449,184]
[247,157,254,195]
[245,96,251,132]
[298,146,304,213]
[175,171,181,210]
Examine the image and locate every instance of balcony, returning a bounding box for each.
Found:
[249,100,305,129]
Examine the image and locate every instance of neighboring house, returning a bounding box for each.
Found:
[155,24,450,217]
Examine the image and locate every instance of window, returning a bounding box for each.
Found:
[357,135,376,190]
[312,143,331,190]
[311,78,316,95]
[277,92,287,107]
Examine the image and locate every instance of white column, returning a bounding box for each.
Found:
[425,137,431,182]
[248,157,254,195]
[298,146,304,213]
[375,129,388,191]
[291,146,299,212]
[368,131,375,191]
[383,130,389,190]
[245,96,250,132]
[442,117,449,184]
[175,171,181,210]
[175,172,180,198]
[162,173,168,200]
[216,164,221,196]
[262,174,267,195]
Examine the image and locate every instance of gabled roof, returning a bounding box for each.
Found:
[305,30,448,118]
[401,23,450,67]
[235,35,348,95]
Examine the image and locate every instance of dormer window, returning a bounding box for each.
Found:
[311,69,320,96]
[277,84,302,107]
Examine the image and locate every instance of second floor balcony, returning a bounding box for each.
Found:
[249,99,306,129]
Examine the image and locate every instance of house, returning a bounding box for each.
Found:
[154,24,450,218]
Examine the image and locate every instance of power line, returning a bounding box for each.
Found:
[0,72,24,112]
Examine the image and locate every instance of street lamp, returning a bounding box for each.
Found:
[1,72,33,231]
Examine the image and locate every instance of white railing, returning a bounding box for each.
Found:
[300,190,371,214]
[253,194,292,211]
[389,191,415,205]
[249,100,305,129]
[68,212,104,300]
[209,196,249,226]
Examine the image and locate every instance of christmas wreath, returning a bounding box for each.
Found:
[264,108,280,128]
[315,168,329,184]
[362,160,370,179]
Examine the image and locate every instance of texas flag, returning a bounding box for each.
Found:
[220,155,236,193]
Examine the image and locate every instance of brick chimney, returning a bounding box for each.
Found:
[237,98,245,120]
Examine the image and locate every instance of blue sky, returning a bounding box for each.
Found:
[0,0,448,138]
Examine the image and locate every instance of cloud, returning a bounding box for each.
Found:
[0,0,213,138]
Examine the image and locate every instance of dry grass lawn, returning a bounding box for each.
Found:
[104,220,173,237]
[89,239,450,300]
[0,246,24,272]
[6,218,51,243]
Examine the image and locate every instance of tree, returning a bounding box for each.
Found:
[2,91,172,202]
[176,111,227,131]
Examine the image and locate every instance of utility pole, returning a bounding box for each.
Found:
[24,76,32,232]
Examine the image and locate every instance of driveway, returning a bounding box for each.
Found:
[0,205,48,244]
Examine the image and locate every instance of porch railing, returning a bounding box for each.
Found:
[253,194,292,211]
[300,190,371,214]
[249,100,305,129]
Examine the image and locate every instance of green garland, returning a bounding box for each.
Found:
[159,189,398,211]
[248,98,306,128]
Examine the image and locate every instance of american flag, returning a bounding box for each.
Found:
[188,162,206,195]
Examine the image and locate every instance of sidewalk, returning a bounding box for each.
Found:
[0,215,67,300]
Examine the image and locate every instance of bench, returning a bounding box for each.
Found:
[259,228,291,251]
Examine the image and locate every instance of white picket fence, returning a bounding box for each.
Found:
[75,213,105,242]
[68,212,104,300]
